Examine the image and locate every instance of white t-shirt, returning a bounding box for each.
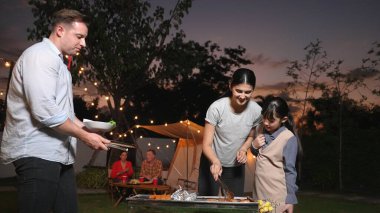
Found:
[205,97,262,167]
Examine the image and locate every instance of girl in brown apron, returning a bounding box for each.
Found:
[252,97,302,213]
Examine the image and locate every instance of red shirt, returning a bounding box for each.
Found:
[110,160,134,179]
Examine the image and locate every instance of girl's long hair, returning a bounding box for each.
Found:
[261,97,303,158]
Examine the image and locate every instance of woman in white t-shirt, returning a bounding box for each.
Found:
[198,68,262,196]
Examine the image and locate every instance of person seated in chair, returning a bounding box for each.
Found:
[140,149,163,184]
[110,151,134,182]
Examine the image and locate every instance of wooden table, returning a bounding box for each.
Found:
[112,183,171,207]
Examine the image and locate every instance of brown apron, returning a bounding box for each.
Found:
[254,129,294,213]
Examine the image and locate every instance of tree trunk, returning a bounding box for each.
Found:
[338,96,343,191]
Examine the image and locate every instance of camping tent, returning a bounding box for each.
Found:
[139,120,203,191]
[138,120,256,193]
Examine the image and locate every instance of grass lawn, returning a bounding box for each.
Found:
[0,191,379,213]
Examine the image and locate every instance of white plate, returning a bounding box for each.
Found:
[83,119,115,132]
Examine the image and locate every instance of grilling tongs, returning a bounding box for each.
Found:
[107,141,136,151]
[217,177,234,201]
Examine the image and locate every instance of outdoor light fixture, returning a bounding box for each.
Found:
[4,61,11,67]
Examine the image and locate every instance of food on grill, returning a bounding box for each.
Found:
[206,198,253,203]
[149,194,171,200]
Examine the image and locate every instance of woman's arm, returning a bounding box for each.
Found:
[237,129,255,163]
[110,161,120,179]
[127,162,134,178]
[202,121,222,181]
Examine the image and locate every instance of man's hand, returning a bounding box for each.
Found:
[281,204,294,213]
[82,132,110,150]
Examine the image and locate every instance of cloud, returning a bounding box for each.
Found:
[346,67,380,79]
[250,53,290,68]
[257,82,289,90]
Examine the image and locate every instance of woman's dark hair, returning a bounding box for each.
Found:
[224,68,256,97]
[262,96,303,157]
[231,68,256,89]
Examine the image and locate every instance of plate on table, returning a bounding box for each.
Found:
[83,119,116,132]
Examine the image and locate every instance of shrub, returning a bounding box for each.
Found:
[76,166,108,189]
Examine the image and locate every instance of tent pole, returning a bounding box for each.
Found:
[186,122,189,190]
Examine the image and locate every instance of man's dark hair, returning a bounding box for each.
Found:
[147,149,156,155]
[51,9,88,29]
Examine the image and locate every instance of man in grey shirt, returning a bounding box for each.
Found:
[0,9,109,213]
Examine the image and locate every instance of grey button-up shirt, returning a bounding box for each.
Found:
[0,38,77,165]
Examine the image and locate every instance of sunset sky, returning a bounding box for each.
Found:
[0,0,379,104]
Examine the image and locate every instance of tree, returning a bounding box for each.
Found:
[303,94,380,194]
[127,38,251,126]
[361,41,380,96]
[286,39,334,129]
[27,0,193,132]
[27,0,252,133]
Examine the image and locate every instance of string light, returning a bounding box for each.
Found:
[119,134,122,138]
[4,61,11,67]
[172,140,176,143]
[136,125,140,128]
[180,120,183,123]
[76,52,80,56]
[148,143,151,146]
[123,133,127,137]
[65,55,69,59]
[165,123,168,127]
[166,145,169,148]
[105,96,109,100]
[197,130,201,133]
[110,132,113,135]
[78,71,82,74]
[84,87,88,91]
[150,120,154,124]
[94,82,98,86]
[130,130,134,133]
[134,116,138,120]
[0,92,3,96]
[94,115,98,119]
[139,136,143,138]
[157,146,160,150]
[80,67,84,71]
[119,107,123,111]
[91,102,95,106]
